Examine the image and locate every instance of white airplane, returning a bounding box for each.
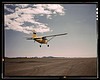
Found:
[25,30,68,47]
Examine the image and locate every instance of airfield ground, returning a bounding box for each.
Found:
[4,58,97,76]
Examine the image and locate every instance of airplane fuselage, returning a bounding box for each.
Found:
[35,39,48,44]
[34,37,48,44]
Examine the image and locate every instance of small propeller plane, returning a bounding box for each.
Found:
[25,30,68,47]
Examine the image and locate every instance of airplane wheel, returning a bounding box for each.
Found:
[47,45,49,47]
[40,45,41,47]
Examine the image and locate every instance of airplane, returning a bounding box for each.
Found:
[25,30,68,47]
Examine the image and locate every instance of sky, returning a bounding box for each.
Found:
[4,4,97,57]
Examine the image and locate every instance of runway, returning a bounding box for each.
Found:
[5,58,97,76]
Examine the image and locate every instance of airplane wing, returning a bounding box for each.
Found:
[42,33,68,38]
[24,37,42,40]
[24,33,68,40]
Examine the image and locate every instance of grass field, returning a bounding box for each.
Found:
[4,58,97,76]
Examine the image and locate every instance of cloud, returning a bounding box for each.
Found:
[4,4,65,34]
[4,5,14,13]
[47,15,52,19]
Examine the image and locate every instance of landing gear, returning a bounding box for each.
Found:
[39,44,49,47]
[47,45,49,47]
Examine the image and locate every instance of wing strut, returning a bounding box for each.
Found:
[48,37,55,42]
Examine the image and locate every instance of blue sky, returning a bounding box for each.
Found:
[4,4,97,57]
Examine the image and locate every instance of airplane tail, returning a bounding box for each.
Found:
[33,30,37,38]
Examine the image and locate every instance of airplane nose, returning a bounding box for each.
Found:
[45,40,48,43]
